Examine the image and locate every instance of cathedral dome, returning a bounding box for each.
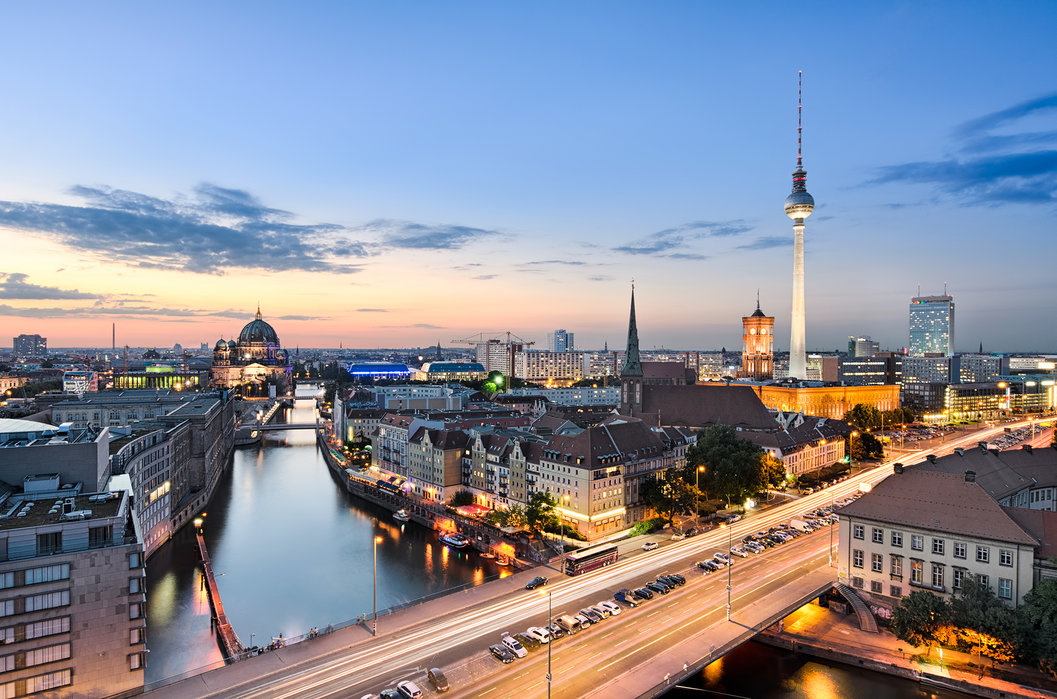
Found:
[238,308,280,345]
[215,339,229,350]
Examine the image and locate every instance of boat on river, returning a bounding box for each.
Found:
[393,509,410,523]
[479,551,495,559]
[439,533,470,548]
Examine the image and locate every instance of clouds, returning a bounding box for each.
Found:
[0,184,370,275]
[359,219,500,250]
[0,273,101,300]
[871,93,1057,206]
[613,220,754,256]
[735,236,791,251]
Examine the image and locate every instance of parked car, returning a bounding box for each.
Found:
[615,590,640,607]
[514,632,540,650]
[697,560,719,573]
[489,644,515,664]
[666,573,686,585]
[670,532,686,540]
[729,545,749,558]
[646,582,670,595]
[526,626,551,644]
[580,608,603,623]
[397,681,423,699]
[685,527,699,537]
[657,575,680,588]
[642,541,659,551]
[427,668,449,693]
[547,623,566,639]
[525,576,548,590]
[575,613,593,628]
[633,587,654,600]
[713,552,731,565]
[598,600,622,615]
[380,690,402,699]
[590,604,611,619]
[500,632,527,658]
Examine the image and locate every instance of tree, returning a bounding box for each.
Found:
[844,404,882,432]
[640,474,693,525]
[687,425,767,506]
[448,490,475,507]
[760,453,787,490]
[526,491,558,534]
[1016,579,1057,678]
[850,432,884,460]
[889,590,950,657]
[950,575,1018,668]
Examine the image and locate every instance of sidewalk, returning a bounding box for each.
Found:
[759,603,1057,699]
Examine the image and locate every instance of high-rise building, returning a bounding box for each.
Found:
[12,334,47,359]
[549,329,574,353]
[847,336,879,358]
[909,294,955,356]
[741,299,774,380]
[784,73,814,380]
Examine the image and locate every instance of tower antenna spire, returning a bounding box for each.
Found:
[797,70,803,169]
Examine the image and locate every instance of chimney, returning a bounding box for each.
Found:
[893,463,904,475]
[926,454,937,464]
[954,447,964,456]
[978,441,988,452]
[1022,444,1033,454]
[965,470,976,483]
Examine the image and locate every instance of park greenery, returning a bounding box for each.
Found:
[889,576,1057,677]
[640,425,787,524]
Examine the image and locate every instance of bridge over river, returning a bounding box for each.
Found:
[143,422,1025,698]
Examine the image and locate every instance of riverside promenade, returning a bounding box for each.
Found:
[757,601,1057,699]
[196,532,244,659]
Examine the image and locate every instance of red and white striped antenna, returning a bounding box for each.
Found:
[797,70,803,168]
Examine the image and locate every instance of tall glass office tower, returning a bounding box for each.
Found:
[909,295,955,356]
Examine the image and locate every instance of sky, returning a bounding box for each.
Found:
[1,2,1055,353]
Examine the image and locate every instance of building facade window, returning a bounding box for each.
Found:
[954,541,967,559]
[999,549,1013,567]
[853,524,864,540]
[931,564,944,590]
[998,578,1013,600]
[872,528,883,544]
[852,576,864,589]
[911,534,923,551]
[910,560,923,585]
[871,580,883,593]
[890,556,903,579]
[871,553,883,573]
[931,538,945,555]
[890,585,902,597]
[853,550,864,568]
[891,531,903,548]
[953,569,965,590]
[976,545,990,564]
[35,532,62,557]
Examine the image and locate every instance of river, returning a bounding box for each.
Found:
[144,388,511,684]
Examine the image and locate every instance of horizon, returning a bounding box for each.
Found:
[2,4,1056,352]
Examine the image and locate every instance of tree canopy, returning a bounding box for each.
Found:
[889,590,950,656]
[686,425,770,505]
[525,491,559,533]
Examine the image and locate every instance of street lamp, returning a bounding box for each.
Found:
[695,466,705,525]
[541,589,553,699]
[372,535,383,636]
[723,523,732,620]
[559,494,570,572]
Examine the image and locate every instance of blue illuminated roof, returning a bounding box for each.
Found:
[346,362,412,376]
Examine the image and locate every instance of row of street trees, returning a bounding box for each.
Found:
[890,576,1057,677]
[640,425,786,525]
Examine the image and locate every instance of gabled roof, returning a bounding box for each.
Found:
[914,444,1057,501]
[838,468,1037,546]
[638,384,777,431]
[542,417,668,469]
[1003,507,1057,560]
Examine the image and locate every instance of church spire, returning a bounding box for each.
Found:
[256,302,262,321]
[621,282,643,377]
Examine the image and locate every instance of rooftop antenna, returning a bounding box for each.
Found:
[756,288,761,311]
[944,281,948,296]
[917,283,921,297]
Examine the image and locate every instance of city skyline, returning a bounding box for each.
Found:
[1,3,1056,352]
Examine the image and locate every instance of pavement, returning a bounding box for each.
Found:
[761,601,1057,699]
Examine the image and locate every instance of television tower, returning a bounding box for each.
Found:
[784,71,814,380]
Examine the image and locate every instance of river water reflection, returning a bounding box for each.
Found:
[144,389,510,683]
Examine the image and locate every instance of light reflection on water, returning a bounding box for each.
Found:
[145,393,511,683]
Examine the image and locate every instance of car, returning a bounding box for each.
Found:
[713,552,731,565]
[745,542,764,553]
[633,587,654,600]
[489,644,515,664]
[666,573,686,585]
[670,532,686,540]
[525,576,548,590]
[526,626,551,644]
[646,582,670,595]
[397,681,423,699]
[642,541,659,551]
[427,668,449,693]
[547,623,566,639]
[729,545,749,558]
[657,575,679,588]
[685,527,699,537]
[380,690,402,699]
[615,590,640,607]
[697,560,720,572]
[727,514,742,522]
[574,613,593,627]
[597,600,622,615]
[500,632,527,658]
[590,604,611,619]
[514,632,541,650]
[580,608,603,623]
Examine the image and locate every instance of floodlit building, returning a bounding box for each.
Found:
[211,307,291,395]
[909,294,955,357]
[513,350,584,385]
[741,300,775,380]
[12,334,47,359]
[549,329,574,353]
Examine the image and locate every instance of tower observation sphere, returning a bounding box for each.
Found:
[784,184,814,220]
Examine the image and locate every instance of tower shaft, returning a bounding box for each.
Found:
[789,222,806,379]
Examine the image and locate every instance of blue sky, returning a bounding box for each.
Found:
[1,2,1055,351]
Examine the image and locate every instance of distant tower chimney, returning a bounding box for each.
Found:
[893,463,904,474]
[965,470,976,482]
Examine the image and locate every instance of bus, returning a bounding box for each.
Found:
[563,544,619,576]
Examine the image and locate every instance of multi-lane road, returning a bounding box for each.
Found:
[147,419,1043,699]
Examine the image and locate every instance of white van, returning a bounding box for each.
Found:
[556,614,581,634]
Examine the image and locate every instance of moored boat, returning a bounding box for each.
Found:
[439,532,470,548]
[393,509,410,522]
